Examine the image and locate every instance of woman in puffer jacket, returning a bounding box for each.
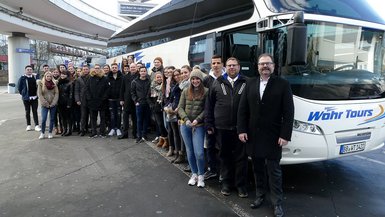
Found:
[37,72,59,139]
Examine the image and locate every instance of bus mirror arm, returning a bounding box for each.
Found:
[287,11,307,66]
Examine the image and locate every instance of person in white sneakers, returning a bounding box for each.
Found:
[178,69,208,188]
[18,65,41,132]
[37,71,59,139]
[106,63,123,137]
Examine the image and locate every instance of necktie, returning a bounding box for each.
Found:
[230,80,234,88]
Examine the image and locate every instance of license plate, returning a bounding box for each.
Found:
[339,142,366,154]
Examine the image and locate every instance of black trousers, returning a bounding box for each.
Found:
[205,132,218,173]
[90,110,106,136]
[167,121,181,151]
[122,106,137,137]
[216,129,248,188]
[80,105,89,132]
[251,158,283,206]
[154,111,167,137]
[23,99,39,126]
[58,105,72,132]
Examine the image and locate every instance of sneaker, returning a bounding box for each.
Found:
[136,138,143,143]
[26,125,32,131]
[204,170,218,180]
[197,175,205,188]
[35,125,41,132]
[142,135,148,141]
[152,136,159,143]
[108,129,115,136]
[188,173,198,186]
[116,129,122,136]
[38,133,44,139]
[99,134,106,138]
[48,133,53,139]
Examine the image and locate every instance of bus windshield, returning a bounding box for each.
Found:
[264,0,385,25]
[280,22,385,100]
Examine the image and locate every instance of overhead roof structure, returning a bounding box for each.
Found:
[0,0,127,48]
[108,0,255,47]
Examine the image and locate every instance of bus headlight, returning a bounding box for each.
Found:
[293,119,323,135]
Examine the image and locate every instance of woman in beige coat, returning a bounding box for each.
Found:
[37,72,59,139]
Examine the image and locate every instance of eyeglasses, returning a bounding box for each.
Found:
[258,62,274,66]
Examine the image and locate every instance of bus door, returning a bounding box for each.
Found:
[222,25,259,77]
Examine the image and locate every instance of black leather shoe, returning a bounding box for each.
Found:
[118,134,128,140]
[64,131,72,136]
[80,131,85,136]
[221,185,231,196]
[274,205,284,217]
[237,187,248,198]
[250,196,264,209]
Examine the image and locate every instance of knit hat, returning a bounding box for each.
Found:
[153,57,163,65]
[190,69,204,81]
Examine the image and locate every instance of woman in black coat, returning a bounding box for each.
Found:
[57,71,73,136]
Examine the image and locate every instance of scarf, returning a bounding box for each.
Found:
[45,80,55,90]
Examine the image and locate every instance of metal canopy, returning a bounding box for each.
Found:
[108,0,254,47]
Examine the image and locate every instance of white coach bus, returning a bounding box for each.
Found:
[108,0,385,164]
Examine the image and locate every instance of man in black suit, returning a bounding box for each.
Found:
[237,53,294,217]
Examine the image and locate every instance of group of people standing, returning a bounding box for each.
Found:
[18,53,294,217]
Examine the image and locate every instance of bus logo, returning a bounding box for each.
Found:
[307,106,379,122]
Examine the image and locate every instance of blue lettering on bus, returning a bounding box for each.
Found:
[308,108,373,121]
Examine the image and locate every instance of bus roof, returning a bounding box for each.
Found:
[107,0,254,47]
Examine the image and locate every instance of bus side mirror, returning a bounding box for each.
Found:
[287,11,307,66]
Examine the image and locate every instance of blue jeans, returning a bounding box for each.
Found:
[109,100,122,130]
[41,106,57,134]
[136,104,150,138]
[180,124,205,175]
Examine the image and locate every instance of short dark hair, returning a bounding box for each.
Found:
[139,66,147,71]
[211,55,222,61]
[258,53,274,62]
[111,63,118,67]
[25,65,32,69]
[43,64,49,68]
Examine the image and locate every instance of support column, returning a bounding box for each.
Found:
[8,32,30,94]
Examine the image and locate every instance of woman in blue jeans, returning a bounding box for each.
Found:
[37,72,59,139]
[178,69,208,188]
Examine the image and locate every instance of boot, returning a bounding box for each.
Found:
[173,151,185,164]
[156,137,165,147]
[64,129,72,136]
[61,128,67,136]
[166,146,174,157]
[170,151,179,163]
[161,137,169,149]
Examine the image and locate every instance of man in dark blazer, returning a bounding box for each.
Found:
[237,53,294,217]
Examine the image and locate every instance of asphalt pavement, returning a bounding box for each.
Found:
[0,89,384,217]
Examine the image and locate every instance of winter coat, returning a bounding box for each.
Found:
[74,75,89,103]
[178,87,208,124]
[120,73,137,112]
[17,75,38,101]
[37,80,59,108]
[107,71,123,100]
[131,77,151,105]
[85,73,109,111]
[149,81,163,113]
[237,75,294,160]
[205,74,247,130]
[57,78,73,107]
